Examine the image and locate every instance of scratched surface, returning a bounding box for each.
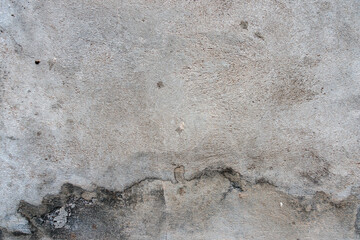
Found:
[0,0,360,238]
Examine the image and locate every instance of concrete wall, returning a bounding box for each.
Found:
[0,0,360,239]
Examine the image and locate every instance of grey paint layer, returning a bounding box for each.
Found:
[0,0,360,238]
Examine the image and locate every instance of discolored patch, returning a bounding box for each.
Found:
[156,81,164,88]
[174,165,185,183]
[271,59,319,106]
[0,66,9,104]
[356,207,360,236]
[240,21,248,30]
[13,168,360,240]
[254,32,264,40]
[299,150,330,185]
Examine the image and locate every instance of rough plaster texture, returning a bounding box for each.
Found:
[0,0,360,239]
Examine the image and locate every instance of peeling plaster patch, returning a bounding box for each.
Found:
[12,168,360,240]
[52,207,68,229]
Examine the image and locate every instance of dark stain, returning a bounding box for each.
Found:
[240,21,248,30]
[219,167,244,191]
[178,187,186,195]
[6,136,18,141]
[36,131,42,136]
[303,55,321,68]
[10,231,28,236]
[157,81,164,88]
[247,163,256,170]
[70,232,77,239]
[12,167,360,239]
[254,32,264,40]
[0,67,9,104]
[35,60,40,65]
[221,185,234,201]
[255,177,273,185]
[175,126,183,134]
[299,150,330,185]
[66,119,74,125]
[0,227,30,239]
[174,165,185,183]
[17,180,166,240]
[0,26,23,54]
[15,168,245,239]
[300,167,329,185]
[271,61,318,105]
[356,207,360,236]
[51,101,63,110]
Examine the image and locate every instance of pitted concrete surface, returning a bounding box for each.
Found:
[0,0,360,239]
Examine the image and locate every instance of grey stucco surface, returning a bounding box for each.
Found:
[0,0,360,238]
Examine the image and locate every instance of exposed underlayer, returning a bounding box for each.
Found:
[1,167,359,240]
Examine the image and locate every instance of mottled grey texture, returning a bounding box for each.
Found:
[0,0,360,238]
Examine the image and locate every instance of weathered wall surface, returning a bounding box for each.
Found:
[0,0,360,239]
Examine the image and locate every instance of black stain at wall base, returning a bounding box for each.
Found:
[6,168,360,240]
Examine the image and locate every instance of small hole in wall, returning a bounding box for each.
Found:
[35,60,41,65]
